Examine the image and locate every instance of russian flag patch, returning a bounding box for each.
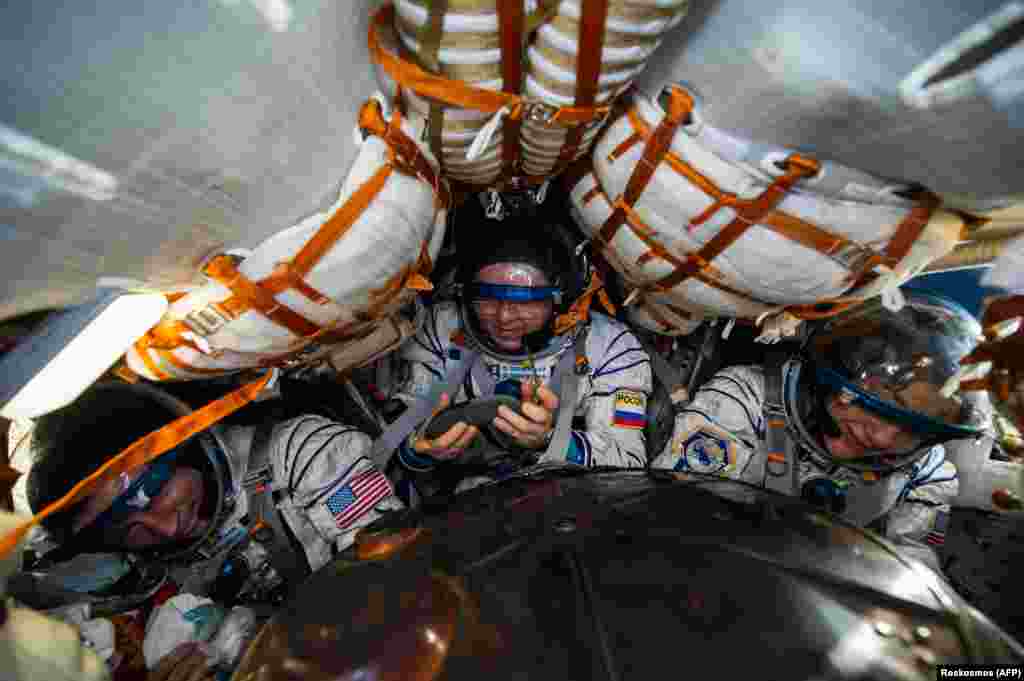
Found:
[612,389,647,430]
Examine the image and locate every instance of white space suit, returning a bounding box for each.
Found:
[651,365,957,570]
[393,302,653,479]
[10,414,402,593]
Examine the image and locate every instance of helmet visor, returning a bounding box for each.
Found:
[465,282,562,304]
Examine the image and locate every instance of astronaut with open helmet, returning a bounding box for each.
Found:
[390,196,653,499]
[652,291,993,569]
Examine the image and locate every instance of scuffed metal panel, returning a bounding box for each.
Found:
[0,1,384,321]
[638,0,1024,211]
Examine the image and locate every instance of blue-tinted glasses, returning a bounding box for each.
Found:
[89,450,181,531]
[466,283,561,304]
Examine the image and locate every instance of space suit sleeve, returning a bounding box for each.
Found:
[392,304,463,472]
[883,449,958,573]
[269,416,404,570]
[650,366,765,479]
[394,303,456,408]
[539,326,652,468]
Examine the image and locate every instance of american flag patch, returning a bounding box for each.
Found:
[925,509,949,546]
[324,469,392,530]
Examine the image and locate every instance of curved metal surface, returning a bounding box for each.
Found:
[638,0,1024,212]
[0,1,384,321]
[233,469,1024,681]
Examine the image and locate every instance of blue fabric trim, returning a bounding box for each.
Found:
[816,367,976,440]
[593,358,650,380]
[291,427,360,494]
[699,387,760,437]
[567,431,586,466]
[594,346,646,377]
[712,374,759,406]
[605,329,631,355]
[912,475,958,488]
[426,308,448,359]
[412,335,444,363]
[419,361,444,381]
[397,442,436,472]
[466,283,561,302]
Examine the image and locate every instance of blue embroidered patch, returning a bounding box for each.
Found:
[675,430,733,474]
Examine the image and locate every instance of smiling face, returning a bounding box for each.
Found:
[822,396,924,462]
[73,465,211,550]
[471,263,554,352]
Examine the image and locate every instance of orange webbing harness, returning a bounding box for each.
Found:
[551,0,609,177]
[498,0,525,182]
[589,85,942,321]
[0,372,273,559]
[552,270,617,336]
[368,2,611,188]
[133,99,447,380]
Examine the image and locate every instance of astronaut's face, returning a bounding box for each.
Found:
[472,263,554,352]
[73,465,211,549]
[823,397,923,462]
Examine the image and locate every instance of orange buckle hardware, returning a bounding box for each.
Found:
[784,154,821,176]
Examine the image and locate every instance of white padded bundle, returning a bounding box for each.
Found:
[126,98,446,380]
[388,0,688,186]
[389,0,539,186]
[520,0,687,176]
[570,87,965,335]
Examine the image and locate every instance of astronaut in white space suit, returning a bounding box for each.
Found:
[651,292,993,571]
[13,381,402,600]
[388,210,652,499]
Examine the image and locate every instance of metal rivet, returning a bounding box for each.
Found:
[874,621,895,637]
[914,626,932,641]
[554,518,577,534]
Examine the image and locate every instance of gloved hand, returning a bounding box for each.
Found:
[493,381,559,450]
[411,392,480,461]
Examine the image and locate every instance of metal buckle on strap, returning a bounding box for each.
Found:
[831,242,876,273]
[183,305,233,336]
[526,102,558,125]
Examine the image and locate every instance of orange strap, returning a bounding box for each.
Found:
[418,0,446,73]
[553,270,613,335]
[608,131,643,162]
[554,0,609,170]
[616,199,763,304]
[132,334,170,381]
[370,5,516,114]
[203,255,323,337]
[498,0,525,178]
[359,99,447,203]
[136,99,448,377]
[596,86,694,248]
[0,373,273,558]
[622,105,875,267]
[211,99,445,339]
[653,154,820,292]
[369,4,607,128]
[266,164,396,290]
[884,191,940,264]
